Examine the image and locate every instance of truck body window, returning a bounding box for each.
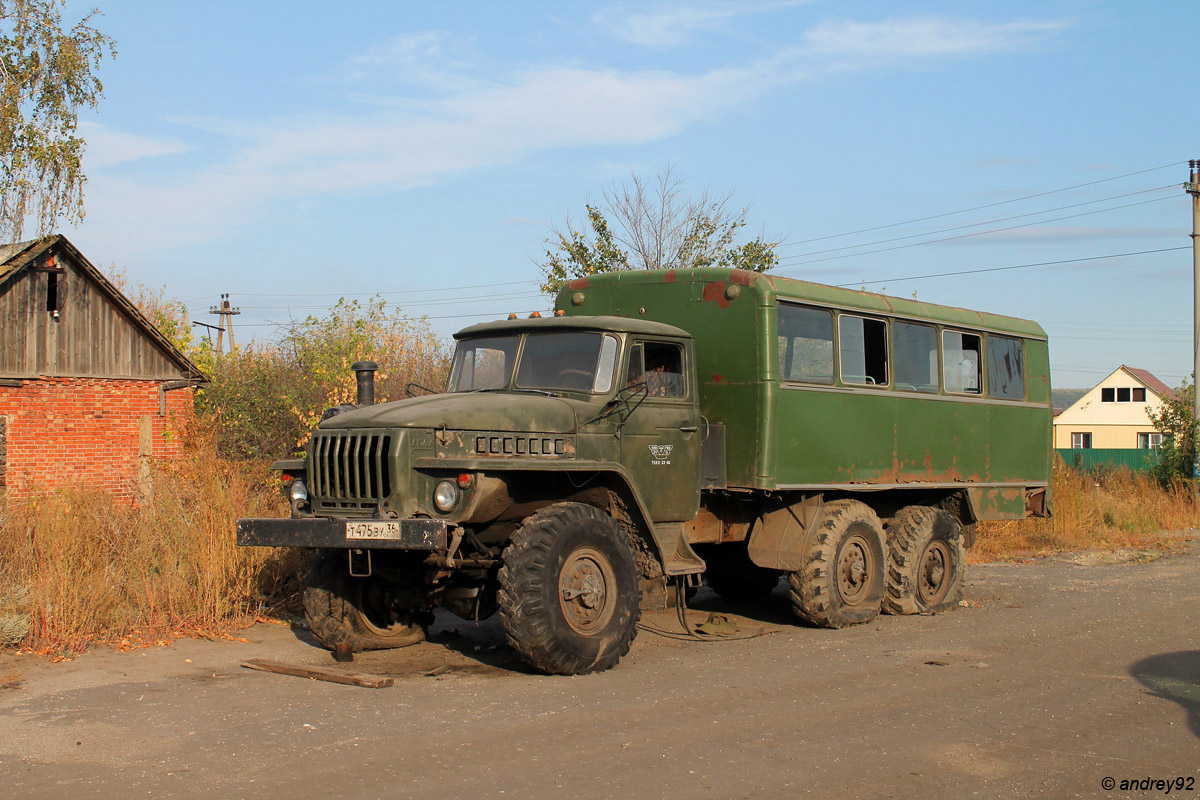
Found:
[986,335,1025,400]
[777,303,833,384]
[893,321,938,392]
[943,331,982,394]
[839,314,888,386]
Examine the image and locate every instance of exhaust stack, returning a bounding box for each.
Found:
[352,360,378,405]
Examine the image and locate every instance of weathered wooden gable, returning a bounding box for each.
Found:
[0,236,202,381]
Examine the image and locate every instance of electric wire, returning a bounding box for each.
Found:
[775,160,1185,249]
[780,195,1179,270]
[832,246,1189,288]
[777,184,1177,260]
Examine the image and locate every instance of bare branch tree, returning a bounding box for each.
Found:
[540,164,777,294]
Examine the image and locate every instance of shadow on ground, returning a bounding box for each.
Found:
[1129,651,1200,739]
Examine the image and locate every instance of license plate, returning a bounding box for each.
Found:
[345,521,403,541]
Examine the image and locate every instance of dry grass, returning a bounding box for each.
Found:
[0,430,305,657]
[972,459,1199,562]
[3,431,1196,655]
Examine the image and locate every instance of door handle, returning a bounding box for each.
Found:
[679,425,699,433]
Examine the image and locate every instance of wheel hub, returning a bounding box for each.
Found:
[917,541,952,605]
[559,547,617,635]
[837,536,874,606]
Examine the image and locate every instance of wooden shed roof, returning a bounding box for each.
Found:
[0,235,207,383]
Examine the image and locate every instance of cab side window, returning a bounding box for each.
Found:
[627,341,684,398]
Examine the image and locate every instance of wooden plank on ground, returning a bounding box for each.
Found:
[240,658,393,689]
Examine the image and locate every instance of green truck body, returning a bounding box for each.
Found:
[237,267,1051,675]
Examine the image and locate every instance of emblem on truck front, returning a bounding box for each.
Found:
[648,444,673,465]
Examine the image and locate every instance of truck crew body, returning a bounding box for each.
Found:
[238,268,1051,674]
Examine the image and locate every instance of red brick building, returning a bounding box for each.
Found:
[0,236,206,502]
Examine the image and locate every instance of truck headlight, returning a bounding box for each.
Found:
[433,480,460,512]
[290,479,308,503]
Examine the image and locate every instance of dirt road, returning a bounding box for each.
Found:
[2,544,1198,800]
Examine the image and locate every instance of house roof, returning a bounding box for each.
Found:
[0,234,207,383]
[1123,366,1178,401]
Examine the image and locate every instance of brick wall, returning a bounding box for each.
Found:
[0,377,193,502]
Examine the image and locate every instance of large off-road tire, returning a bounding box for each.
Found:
[882,506,965,615]
[303,550,428,652]
[498,503,642,675]
[700,540,781,600]
[788,499,885,629]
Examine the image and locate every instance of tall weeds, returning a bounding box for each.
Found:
[0,431,304,656]
[973,458,1199,561]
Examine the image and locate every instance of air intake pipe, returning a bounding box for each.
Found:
[352,361,378,405]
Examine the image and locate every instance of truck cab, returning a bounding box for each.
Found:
[238,315,705,675]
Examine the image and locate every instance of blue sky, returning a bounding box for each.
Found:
[57,0,1199,388]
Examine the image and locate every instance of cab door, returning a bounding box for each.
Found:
[618,338,701,522]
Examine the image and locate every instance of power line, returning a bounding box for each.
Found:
[236,289,546,311]
[778,184,1177,261]
[776,160,1185,249]
[834,246,1190,287]
[232,308,553,328]
[184,278,540,303]
[780,195,1179,270]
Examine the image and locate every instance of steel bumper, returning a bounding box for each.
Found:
[235,517,448,550]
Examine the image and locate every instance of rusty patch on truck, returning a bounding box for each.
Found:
[566,277,589,290]
[728,270,757,287]
[862,452,980,485]
[664,270,677,283]
[702,281,731,309]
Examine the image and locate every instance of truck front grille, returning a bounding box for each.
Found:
[310,432,393,507]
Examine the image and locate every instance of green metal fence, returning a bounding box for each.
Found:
[1055,448,1161,473]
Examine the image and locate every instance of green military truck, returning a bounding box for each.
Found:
[237,267,1051,675]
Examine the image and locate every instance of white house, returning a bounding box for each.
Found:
[1052,365,1177,450]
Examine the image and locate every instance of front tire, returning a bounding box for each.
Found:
[498,503,642,675]
[303,550,428,652]
[788,499,885,629]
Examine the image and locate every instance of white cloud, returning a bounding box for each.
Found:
[799,17,1070,61]
[599,1,813,47]
[337,30,478,92]
[73,15,1071,254]
[77,122,188,169]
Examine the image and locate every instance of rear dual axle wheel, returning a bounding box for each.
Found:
[787,500,966,628]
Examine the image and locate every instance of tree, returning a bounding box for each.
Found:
[540,164,778,294]
[195,297,452,459]
[0,0,115,242]
[1146,377,1197,488]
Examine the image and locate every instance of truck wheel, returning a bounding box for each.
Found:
[788,499,885,629]
[303,551,427,652]
[498,503,642,675]
[700,541,781,600]
[882,506,965,615]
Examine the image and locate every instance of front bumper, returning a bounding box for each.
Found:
[236,517,448,550]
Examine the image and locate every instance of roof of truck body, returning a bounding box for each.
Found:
[557,267,1046,340]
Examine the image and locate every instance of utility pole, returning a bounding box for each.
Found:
[208,293,241,354]
[1187,162,1200,483]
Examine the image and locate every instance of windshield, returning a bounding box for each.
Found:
[447,335,519,391]
[448,331,618,393]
